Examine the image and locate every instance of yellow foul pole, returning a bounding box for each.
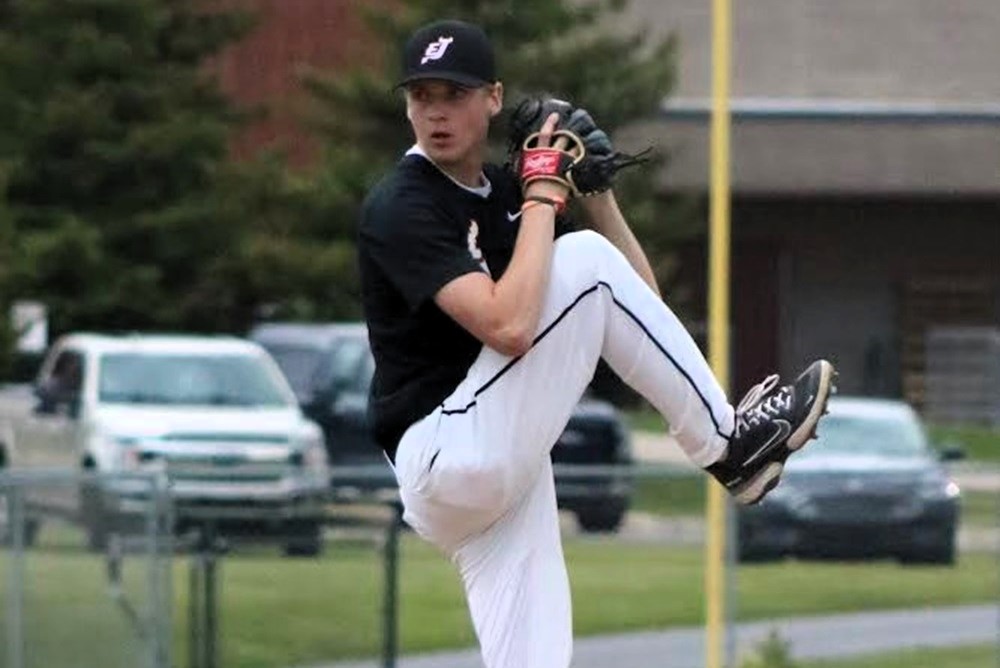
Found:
[705,0,732,666]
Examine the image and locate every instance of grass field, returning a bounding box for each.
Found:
[803,644,994,668]
[631,474,998,529]
[4,527,999,668]
[630,470,706,516]
[165,543,1000,665]
[624,408,1000,462]
[928,424,1000,461]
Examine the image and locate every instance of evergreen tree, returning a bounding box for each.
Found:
[0,0,254,337]
[298,0,683,310]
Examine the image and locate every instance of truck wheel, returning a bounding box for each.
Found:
[899,530,957,566]
[576,506,626,534]
[282,520,323,558]
[0,490,40,548]
[1,458,41,548]
[80,478,109,551]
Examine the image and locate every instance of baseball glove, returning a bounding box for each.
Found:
[507,96,651,197]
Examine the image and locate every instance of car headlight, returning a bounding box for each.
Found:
[88,432,142,470]
[296,430,328,472]
[917,473,960,501]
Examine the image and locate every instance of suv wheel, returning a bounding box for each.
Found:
[0,483,40,548]
[282,520,323,558]
[899,530,956,566]
[576,505,626,534]
[80,476,109,551]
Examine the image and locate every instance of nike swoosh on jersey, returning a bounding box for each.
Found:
[743,419,792,467]
[506,210,522,222]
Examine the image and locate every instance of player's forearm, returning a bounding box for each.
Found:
[487,208,555,355]
[579,192,661,297]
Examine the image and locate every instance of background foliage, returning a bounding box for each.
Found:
[0,0,682,374]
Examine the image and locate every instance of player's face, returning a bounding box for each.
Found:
[405,80,502,178]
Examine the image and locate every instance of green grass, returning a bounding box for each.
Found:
[4,527,999,667]
[929,424,1000,461]
[631,472,706,516]
[803,644,994,668]
[624,408,1000,463]
[632,478,1000,527]
[218,542,1000,665]
[961,489,998,528]
[624,404,665,433]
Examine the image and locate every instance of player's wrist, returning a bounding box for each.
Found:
[521,194,566,216]
[523,180,570,203]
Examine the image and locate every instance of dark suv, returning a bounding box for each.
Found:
[249,322,634,532]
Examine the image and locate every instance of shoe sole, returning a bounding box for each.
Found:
[735,360,837,505]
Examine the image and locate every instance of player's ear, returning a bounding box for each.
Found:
[487,82,503,117]
[403,89,416,124]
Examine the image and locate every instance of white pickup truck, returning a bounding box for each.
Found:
[0,333,330,555]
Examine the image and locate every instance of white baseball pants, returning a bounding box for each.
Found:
[392,230,735,668]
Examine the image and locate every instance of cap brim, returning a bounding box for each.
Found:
[396,71,491,89]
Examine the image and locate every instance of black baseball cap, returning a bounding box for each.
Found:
[398,20,497,89]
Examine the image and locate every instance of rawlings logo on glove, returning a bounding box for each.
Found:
[508,96,651,197]
[523,151,562,173]
[518,128,586,193]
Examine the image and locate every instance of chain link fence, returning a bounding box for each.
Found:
[1,470,173,668]
[4,459,997,668]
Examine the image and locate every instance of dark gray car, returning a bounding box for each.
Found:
[737,396,962,564]
[249,322,635,532]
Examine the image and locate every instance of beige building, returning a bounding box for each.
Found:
[619,0,1000,406]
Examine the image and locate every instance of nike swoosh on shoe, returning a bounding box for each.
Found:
[744,419,792,467]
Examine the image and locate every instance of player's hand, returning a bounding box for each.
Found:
[518,111,579,203]
[509,96,651,197]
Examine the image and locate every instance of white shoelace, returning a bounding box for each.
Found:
[734,374,792,435]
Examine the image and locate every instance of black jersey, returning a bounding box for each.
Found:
[359,152,567,459]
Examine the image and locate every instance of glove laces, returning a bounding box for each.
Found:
[734,374,792,436]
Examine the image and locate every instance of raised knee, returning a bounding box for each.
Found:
[554,229,609,258]
[552,230,616,286]
[443,456,512,511]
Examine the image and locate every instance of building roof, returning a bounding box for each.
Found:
[616,99,1000,195]
[616,0,1000,195]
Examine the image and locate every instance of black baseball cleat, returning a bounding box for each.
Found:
[706,359,837,505]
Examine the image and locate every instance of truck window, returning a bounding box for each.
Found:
[43,350,85,404]
[261,345,325,398]
[329,338,368,389]
[98,353,291,407]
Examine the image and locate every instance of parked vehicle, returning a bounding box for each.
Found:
[0,334,330,555]
[737,396,962,564]
[250,322,635,532]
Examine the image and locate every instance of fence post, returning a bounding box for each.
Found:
[5,484,25,668]
[148,475,173,668]
[188,520,222,668]
[382,500,403,668]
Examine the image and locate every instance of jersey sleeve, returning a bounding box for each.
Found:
[362,198,484,312]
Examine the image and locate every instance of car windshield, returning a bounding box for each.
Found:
[264,345,326,397]
[331,337,373,392]
[98,353,290,407]
[799,411,929,459]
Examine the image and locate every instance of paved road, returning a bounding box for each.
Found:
[316,604,998,668]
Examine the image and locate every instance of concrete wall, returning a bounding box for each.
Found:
[622,116,1000,195]
[621,0,1000,102]
[612,0,1000,196]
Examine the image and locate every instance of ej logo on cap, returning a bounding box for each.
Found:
[421,36,454,65]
